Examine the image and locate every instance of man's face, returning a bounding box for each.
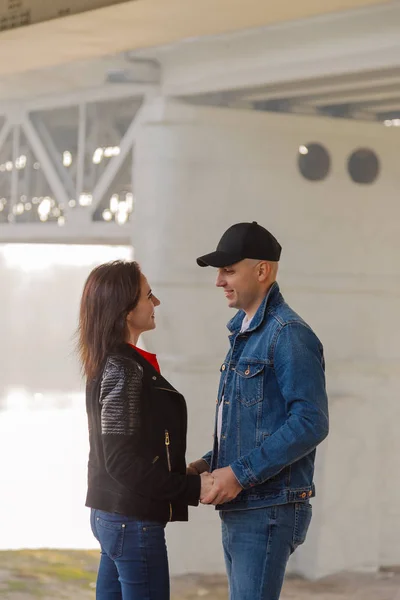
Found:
[215,259,261,312]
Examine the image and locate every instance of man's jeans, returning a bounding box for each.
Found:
[90,509,169,600]
[221,502,312,600]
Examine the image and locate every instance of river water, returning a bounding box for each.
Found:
[0,243,132,549]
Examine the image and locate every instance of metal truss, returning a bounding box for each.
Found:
[0,84,160,244]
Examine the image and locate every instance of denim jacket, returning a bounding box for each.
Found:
[203,282,329,511]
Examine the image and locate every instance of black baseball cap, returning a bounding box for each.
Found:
[196,222,281,268]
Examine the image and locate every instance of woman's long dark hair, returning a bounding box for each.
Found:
[78,260,142,380]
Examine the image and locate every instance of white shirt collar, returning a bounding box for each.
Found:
[240,315,253,333]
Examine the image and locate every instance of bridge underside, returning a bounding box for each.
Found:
[0,1,399,244]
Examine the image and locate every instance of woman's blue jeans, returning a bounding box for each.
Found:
[90,509,169,600]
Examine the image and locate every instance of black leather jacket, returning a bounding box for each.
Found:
[85,343,201,522]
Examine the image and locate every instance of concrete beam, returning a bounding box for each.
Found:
[154,3,400,97]
[0,0,389,78]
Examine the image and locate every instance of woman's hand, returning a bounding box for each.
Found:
[200,472,214,502]
[187,459,210,475]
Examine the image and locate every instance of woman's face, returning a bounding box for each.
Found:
[126,274,160,338]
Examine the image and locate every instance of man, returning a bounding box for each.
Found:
[188,221,329,600]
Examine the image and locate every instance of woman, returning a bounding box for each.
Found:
[78,260,213,600]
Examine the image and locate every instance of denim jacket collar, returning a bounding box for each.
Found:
[227,281,281,334]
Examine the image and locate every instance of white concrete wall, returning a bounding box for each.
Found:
[133,100,400,578]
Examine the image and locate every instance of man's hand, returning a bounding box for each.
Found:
[187,459,210,476]
[200,472,214,502]
[201,467,243,505]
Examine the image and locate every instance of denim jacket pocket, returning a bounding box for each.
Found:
[236,362,265,407]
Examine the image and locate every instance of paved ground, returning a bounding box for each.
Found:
[1,550,400,599]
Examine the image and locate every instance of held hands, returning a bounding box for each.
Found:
[201,466,243,506]
[187,459,215,502]
[187,459,243,506]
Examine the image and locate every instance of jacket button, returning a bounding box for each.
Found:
[308,491,312,497]
[245,368,250,375]
[300,492,307,499]
[152,376,157,380]
[221,365,226,371]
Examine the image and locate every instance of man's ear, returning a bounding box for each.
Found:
[257,261,271,282]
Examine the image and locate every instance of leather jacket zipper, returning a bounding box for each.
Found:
[165,430,173,521]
